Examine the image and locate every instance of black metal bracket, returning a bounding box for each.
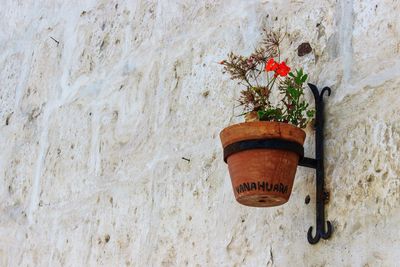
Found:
[298,83,333,244]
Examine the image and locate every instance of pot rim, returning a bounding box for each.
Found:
[220,121,306,148]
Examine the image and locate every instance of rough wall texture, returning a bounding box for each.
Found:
[1,0,400,266]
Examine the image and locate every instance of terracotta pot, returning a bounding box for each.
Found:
[220,121,306,207]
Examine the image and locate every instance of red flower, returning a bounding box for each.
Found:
[265,58,279,72]
[266,59,291,78]
[276,61,290,77]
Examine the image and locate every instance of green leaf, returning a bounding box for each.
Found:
[296,69,303,77]
[306,110,315,118]
[301,74,308,83]
[257,110,264,120]
[287,87,300,99]
[258,108,284,121]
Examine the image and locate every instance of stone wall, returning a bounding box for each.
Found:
[1,0,400,266]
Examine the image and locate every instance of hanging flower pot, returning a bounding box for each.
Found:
[220,121,305,207]
[218,29,315,208]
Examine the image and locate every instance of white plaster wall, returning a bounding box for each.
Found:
[1,0,400,266]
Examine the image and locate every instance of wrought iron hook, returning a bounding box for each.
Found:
[308,83,320,100]
[298,83,333,244]
[320,87,332,98]
[307,220,333,244]
[321,221,333,239]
